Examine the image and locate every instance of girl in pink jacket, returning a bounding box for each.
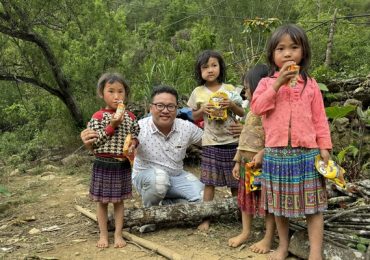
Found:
[251,24,332,260]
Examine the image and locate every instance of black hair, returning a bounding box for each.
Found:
[97,72,130,100]
[151,85,179,104]
[266,24,311,86]
[194,50,226,85]
[243,64,269,96]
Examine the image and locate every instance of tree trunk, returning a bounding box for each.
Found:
[325,8,337,67]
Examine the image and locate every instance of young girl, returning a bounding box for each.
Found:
[251,24,332,260]
[187,50,245,231]
[228,65,276,254]
[88,72,140,248]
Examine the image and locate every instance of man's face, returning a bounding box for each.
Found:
[150,93,177,132]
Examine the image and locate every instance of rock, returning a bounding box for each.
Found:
[61,154,92,166]
[333,117,349,133]
[344,98,362,108]
[9,169,20,176]
[44,165,60,171]
[66,213,75,218]
[28,228,41,235]
[40,174,56,181]
[289,230,365,260]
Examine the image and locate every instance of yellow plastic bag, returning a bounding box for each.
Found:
[315,155,346,188]
[208,91,228,121]
[244,162,262,193]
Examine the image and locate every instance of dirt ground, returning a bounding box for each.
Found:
[0,159,281,260]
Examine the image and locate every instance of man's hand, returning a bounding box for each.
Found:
[80,128,98,151]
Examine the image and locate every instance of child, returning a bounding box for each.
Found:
[88,72,140,248]
[187,50,245,231]
[228,64,276,254]
[251,24,332,260]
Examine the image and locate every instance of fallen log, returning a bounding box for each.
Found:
[75,205,185,260]
[77,197,238,228]
[124,197,238,227]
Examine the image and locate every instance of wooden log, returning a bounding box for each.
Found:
[75,205,185,260]
[76,197,238,228]
[123,197,238,227]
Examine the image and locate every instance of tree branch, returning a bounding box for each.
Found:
[0,74,64,99]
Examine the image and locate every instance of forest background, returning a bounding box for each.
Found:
[0,0,369,177]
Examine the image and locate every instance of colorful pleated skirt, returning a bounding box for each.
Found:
[261,147,327,218]
[90,157,132,203]
[201,144,239,188]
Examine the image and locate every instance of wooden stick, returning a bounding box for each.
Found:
[122,231,184,260]
[75,205,185,260]
[324,205,370,224]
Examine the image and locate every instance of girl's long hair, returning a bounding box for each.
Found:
[266,24,311,86]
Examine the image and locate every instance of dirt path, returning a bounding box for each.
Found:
[0,162,273,260]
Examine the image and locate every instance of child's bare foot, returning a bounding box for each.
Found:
[267,247,288,260]
[114,233,126,248]
[228,232,250,247]
[250,237,272,254]
[96,232,109,248]
[197,219,210,231]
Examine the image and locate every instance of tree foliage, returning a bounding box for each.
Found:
[0,0,369,164]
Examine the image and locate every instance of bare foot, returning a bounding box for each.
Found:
[268,247,288,260]
[228,232,250,247]
[197,219,210,231]
[96,232,109,248]
[250,237,272,254]
[114,233,126,248]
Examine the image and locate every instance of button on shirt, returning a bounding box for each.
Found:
[251,73,332,149]
[132,117,203,178]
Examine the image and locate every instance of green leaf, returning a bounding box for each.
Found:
[356,243,367,252]
[325,105,356,119]
[0,185,11,196]
[318,83,329,91]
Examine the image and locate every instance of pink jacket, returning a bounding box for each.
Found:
[251,73,332,150]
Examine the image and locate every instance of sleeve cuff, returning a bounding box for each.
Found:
[105,125,115,136]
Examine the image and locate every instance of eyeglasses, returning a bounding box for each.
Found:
[151,103,177,112]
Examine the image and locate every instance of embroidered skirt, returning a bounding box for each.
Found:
[237,156,265,217]
[261,147,327,218]
[90,157,132,203]
[201,144,238,188]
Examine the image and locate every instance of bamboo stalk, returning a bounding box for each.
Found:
[75,205,185,260]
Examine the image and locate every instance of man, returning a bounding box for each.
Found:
[81,85,204,207]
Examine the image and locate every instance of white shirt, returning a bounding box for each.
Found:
[132,117,203,177]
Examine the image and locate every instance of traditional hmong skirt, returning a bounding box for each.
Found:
[261,147,327,218]
[90,157,132,203]
[201,144,239,188]
[238,156,265,217]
